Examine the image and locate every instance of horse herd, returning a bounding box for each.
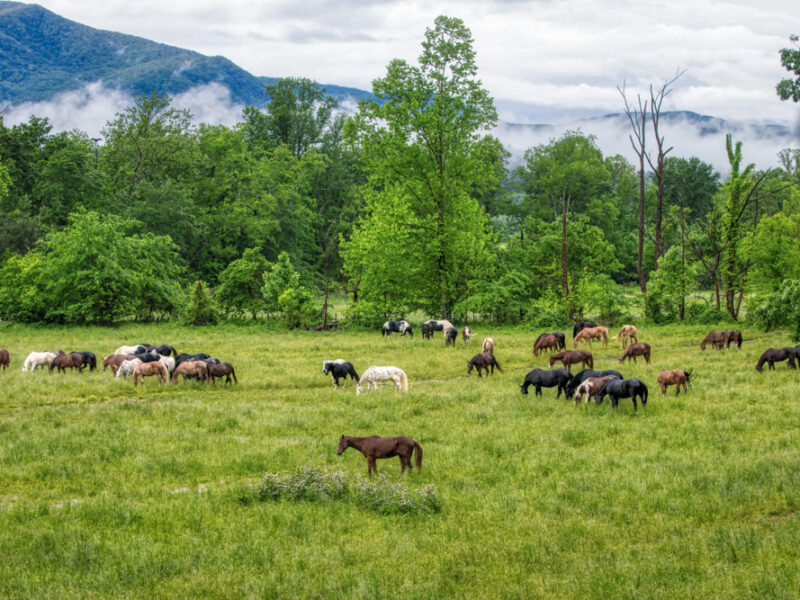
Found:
[9,343,238,386]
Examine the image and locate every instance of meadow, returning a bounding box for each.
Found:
[0,322,799,599]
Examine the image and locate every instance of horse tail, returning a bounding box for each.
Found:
[587,354,594,369]
[413,439,423,470]
[350,365,359,381]
[231,366,238,384]
[400,370,409,392]
[736,332,743,348]
[494,356,504,373]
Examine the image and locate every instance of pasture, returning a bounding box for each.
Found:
[1,322,799,599]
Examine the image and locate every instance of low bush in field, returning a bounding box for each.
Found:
[246,466,441,515]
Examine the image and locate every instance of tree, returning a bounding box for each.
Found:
[216,247,270,318]
[646,245,698,323]
[343,15,502,317]
[181,281,219,326]
[777,34,800,102]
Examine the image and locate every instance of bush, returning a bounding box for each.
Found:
[526,293,570,328]
[751,279,800,341]
[181,281,220,326]
[686,299,729,325]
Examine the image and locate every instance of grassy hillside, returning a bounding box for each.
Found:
[0,322,798,598]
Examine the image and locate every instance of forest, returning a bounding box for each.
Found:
[1,17,799,336]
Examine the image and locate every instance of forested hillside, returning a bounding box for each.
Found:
[1,15,799,335]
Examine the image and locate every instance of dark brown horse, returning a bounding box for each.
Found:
[533,334,561,357]
[725,330,743,349]
[657,369,692,395]
[755,348,798,372]
[619,342,651,364]
[0,348,9,370]
[337,435,422,477]
[49,351,84,373]
[208,362,238,384]
[467,352,503,377]
[549,350,593,373]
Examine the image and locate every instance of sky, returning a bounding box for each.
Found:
[6,0,800,170]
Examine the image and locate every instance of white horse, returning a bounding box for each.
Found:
[22,351,56,372]
[356,366,409,395]
[114,345,144,356]
[115,358,142,380]
[481,337,495,355]
[462,326,474,344]
[158,355,176,374]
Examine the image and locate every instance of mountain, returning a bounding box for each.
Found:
[0,1,371,106]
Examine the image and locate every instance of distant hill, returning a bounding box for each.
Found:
[0,1,372,107]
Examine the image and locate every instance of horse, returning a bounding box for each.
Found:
[74,351,97,371]
[533,334,561,357]
[356,366,408,395]
[657,369,692,395]
[132,361,169,386]
[755,347,798,372]
[133,351,162,363]
[573,374,621,405]
[114,345,146,356]
[382,320,413,338]
[462,326,474,344]
[337,435,422,477]
[549,350,593,373]
[700,331,728,351]
[444,326,458,347]
[619,342,651,364]
[322,360,359,388]
[140,344,177,357]
[421,322,434,339]
[0,349,9,370]
[467,352,503,377]
[535,332,566,351]
[573,320,598,340]
[104,354,137,374]
[564,369,624,398]
[49,351,84,374]
[481,337,495,355]
[725,330,743,349]
[171,360,209,383]
[22,351,56,372]
[175,353,211,367]
[613,325,638,348]
[595,378,649,409]
[573,326,608,348]
[158,355,176,374]
[208,362,238,385]
[423,319,454,338]
[520,368,570,397]
[115,359,142,380]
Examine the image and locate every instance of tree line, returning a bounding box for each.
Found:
[1,17,799,334]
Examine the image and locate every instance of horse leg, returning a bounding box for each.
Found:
[368,456,376,477]
[535,385,542,397]
[660,384,666,396]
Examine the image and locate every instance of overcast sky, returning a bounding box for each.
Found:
[26,0,800,125]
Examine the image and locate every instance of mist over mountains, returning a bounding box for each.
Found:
[1,1,796,172]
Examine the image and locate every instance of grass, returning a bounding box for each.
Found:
[0,321,799,598]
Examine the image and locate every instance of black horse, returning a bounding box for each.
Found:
[595,378,648,409]
[421,322,434,339]
[520,368,571,397]
[381,320,413,338]
[133,351,162,363]
[175,352,211,367]
[572,321,598,340]
[535,332,566,351]
[755,347,797,372]
[565,369,624,398]
[444,326,458,347]
[140,343,178,357]
[75,351,97,371]
[323,360,360,388]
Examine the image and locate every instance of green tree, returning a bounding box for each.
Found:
[181,281,219,326]
[752,279,800,341]
[777,34,800,102]
[646,245,698,323]
[344,15,502,316]
[262,251,301,312]
[746,212,800,291]
[216,247,270,318]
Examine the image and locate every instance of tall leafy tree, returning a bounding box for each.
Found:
[777,34,800,102]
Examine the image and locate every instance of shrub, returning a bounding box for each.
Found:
[751,279,800,341]
[181,281,220,326]
[526,293,570,328]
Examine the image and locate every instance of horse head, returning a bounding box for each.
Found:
[337,435,348,455]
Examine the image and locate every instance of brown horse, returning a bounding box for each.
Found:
[0,349,9,370]
[533,334,560,357]
[337,435,422,477]
[619,342,651,364]
[103,354,137,374]
[572,374,620,405]
[208,362,238,384]
[657,369,692,395]
[549,350,593,372]
[573,326,608,348]
[724,330,743,349]
[700,331,728,351]
[132,361,168,386]
[613,325,638,348]
[171,360,209,383]
[467,352,503,377]
[49,351,84,373]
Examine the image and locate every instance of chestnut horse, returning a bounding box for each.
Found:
[132,361,168,386]
[337,435,422,477]
[467,352,503,377]
[619,342,651,364]
[533,334,561,357]
[103,354,137,374]
[573,326,608,348]
[0,349,9,370]
[657,369,692,395]
[613,325,638,348]
[549,350,593,373]
[49,351,84,373]
[171,360,209,383]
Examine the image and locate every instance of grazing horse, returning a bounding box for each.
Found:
[520,368,570,397]
[382,320,413,338]
[573,320,598,340]
[700,331,728,351]
[115,359,142,380]
[573,374,621,405]
[171,360,209,383]
[657,369,692,395]
[613,325,638,348]
[573,326,608,348]
[0,349,9,370]
[423,319,454,339]
[725,330,743,349]
[114,345,146,356]
[337,435,422,477]
[619,342,651,364]
[467,352,503,377]
[158,355,176,374]
[462,326,474,344]
[755,348,798,372]
[49,351,84,374]
[139,344,177,357]
[208,362,238,385]
[421,322,434,339]
[322,360,359,388]
[564,369,624,398]
[596,378,649,409]
[356,366,408,395]
[481,337,495,355]
[134,351,162,363]
[132,361,168,386]
[535,332,566,351]
[175,353,211,367]
[533,334,561,357]
[22,351,56,372]
[75,351,97,371]
[549,350,593,373]
[104,354,137,374]
[444,326,458,347]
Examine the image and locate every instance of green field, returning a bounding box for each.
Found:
[1,323,799,599]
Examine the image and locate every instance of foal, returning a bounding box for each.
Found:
[337,435,422,477]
